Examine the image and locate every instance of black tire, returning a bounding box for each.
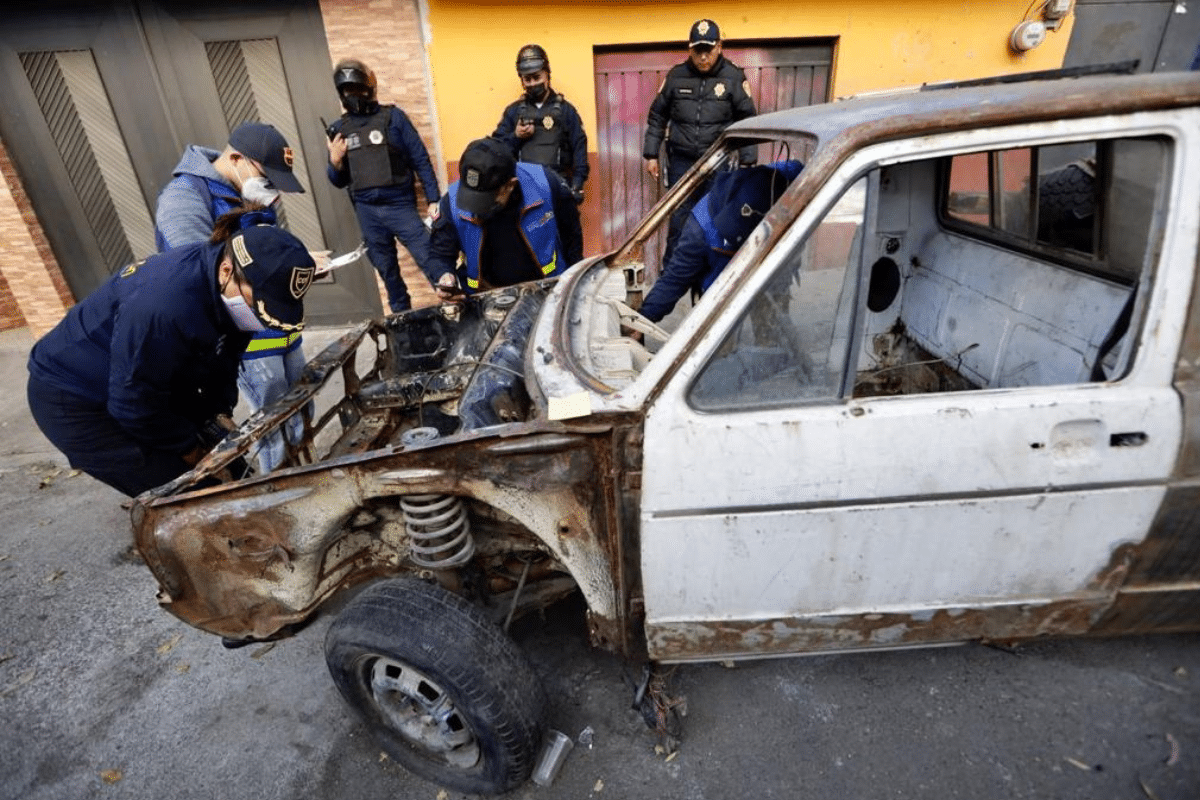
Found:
[324,578,547,795]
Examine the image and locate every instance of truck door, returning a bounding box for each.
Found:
[638,116,1198,662]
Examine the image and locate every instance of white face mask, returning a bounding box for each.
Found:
[236,160,280,207]
[221,294,265,332]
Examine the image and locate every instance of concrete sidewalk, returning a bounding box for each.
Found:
[0,327,65,470]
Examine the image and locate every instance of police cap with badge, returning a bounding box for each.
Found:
[456,138,518,216]
[229,225,316,332]
[711,165,794,248]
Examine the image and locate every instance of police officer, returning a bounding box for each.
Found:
[427,137,582,297]
[639,161,801,324]
[26,214,315,498]
[492,44,589,204]
[155,121,305,251]
[643,19,757,265]
[155,121,310,476]
[326,58,442,313]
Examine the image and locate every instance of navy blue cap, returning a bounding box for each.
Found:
[689,19,721,47]
[711,165,796,247]
[228,225,315,331]
[456,138,517,216]
[228,122,305,194]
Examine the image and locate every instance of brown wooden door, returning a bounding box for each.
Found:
[593,40,833,278]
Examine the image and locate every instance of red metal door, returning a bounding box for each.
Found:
[593,40,833,277]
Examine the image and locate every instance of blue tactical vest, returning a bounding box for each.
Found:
[690,194,736,292]
[448,163,564,293]
[153,174,240,253]
[691,159,806,291]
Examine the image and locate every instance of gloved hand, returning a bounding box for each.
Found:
[308,250,332,274]
[434,272,463,301]
[196,414,237,450]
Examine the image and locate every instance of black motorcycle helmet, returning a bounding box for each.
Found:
[515,44,550,76]
[333,58,379,114]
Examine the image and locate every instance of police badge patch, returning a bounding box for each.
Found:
[466,169,480,188]
[368,130,384,145]
[542,116,554,130]
[282,146,294,167]
[290,266,315,299]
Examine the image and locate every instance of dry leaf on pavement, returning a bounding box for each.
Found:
[156,634,183,656]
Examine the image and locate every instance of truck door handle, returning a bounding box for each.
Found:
[1110,432,1147,447]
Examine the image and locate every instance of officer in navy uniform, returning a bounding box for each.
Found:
[643,19,757,266]
[26,216,315,498]
[427,137,582,298]
[491,44,589,204]
[326,58,442,313]
[154,121,310,476]
[639,161,802,324]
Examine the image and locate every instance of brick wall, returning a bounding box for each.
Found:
[320,0,444,310]
[0,138,71,337]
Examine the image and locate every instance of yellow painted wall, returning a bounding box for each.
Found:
[425,0,1075,165]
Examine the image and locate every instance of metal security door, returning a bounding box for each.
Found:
[593,40,833,279]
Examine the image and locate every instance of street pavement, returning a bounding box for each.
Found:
[1,324,1198,800]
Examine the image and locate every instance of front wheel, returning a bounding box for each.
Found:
[324,578,547,794]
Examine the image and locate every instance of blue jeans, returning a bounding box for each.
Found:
[353,199,434,313]
[237,344,307,473]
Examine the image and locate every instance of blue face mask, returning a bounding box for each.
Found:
[221,294,265,332]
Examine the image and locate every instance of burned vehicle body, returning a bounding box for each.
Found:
[133,70,1200,793]
[133,287,643,653]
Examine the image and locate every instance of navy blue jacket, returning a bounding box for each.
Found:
[492,91,589,190]
[430,164,582,291]
[327,104,441,206]
[640,161,803,323]
[28,241,249,455]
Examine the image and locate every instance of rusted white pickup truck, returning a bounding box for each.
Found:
[132,69,1200,794]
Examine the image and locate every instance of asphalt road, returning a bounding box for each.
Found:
[2,326,1198,800]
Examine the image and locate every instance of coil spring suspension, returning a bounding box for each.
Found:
[401,494,475,569]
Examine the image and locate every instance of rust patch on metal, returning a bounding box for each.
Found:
[648,598,1112,662]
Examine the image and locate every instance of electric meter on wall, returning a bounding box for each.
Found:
[1011,20,1047,52]
[1043,0,1073,20]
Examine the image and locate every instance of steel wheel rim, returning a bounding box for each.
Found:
[367,656,481,769]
